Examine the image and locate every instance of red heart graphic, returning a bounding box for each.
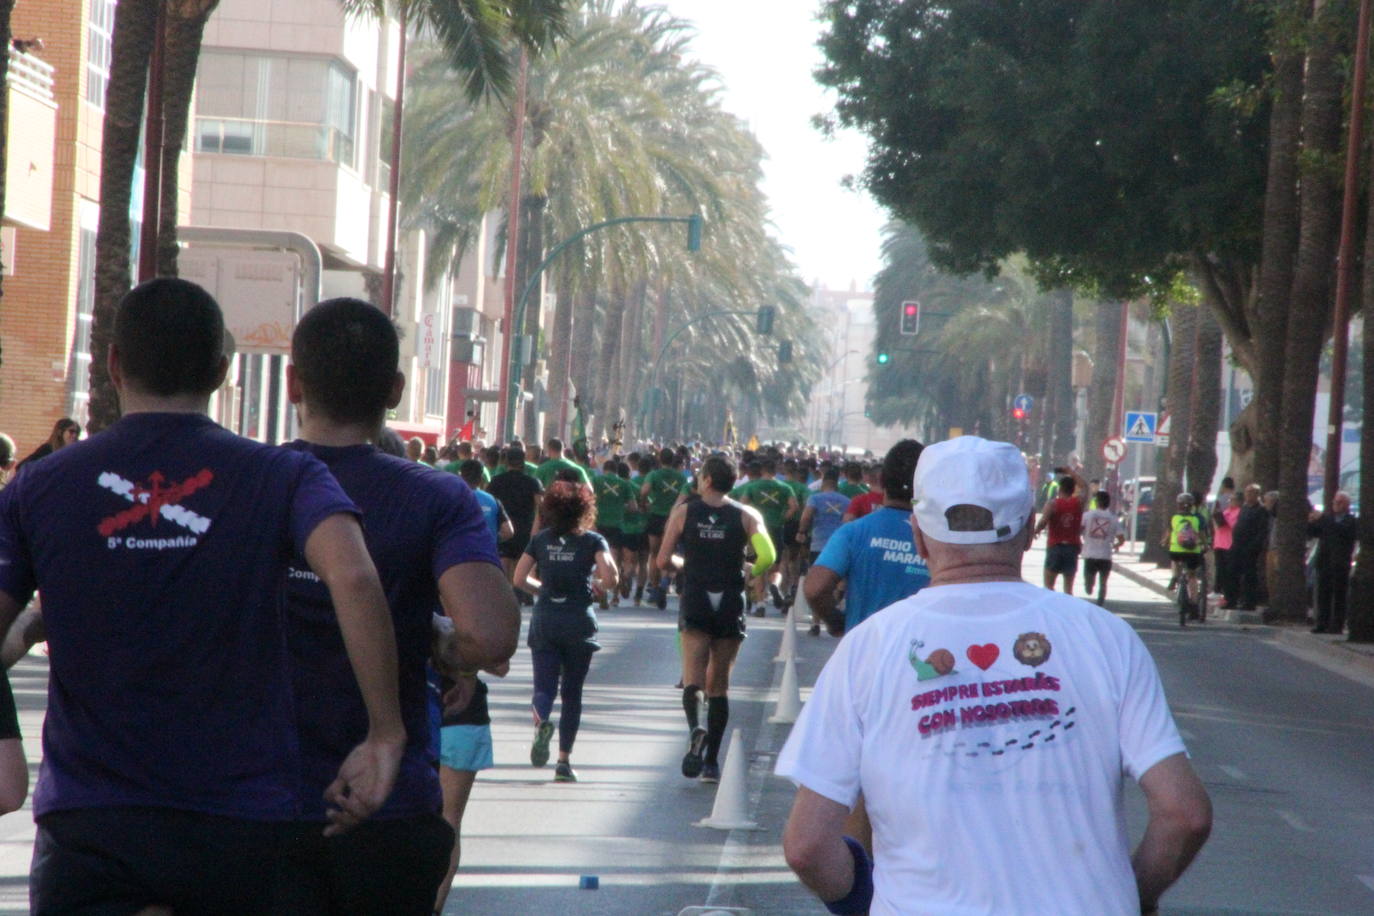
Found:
[966,644,999,670]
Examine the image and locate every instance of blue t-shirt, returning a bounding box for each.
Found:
[473,488,504,540]
[807,491,851,552]
[815,506,930,632]
[283,442,500,821]
[0,413,357,820]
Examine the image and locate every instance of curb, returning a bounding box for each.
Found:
[1274,628,1374,679]
[1111,561,1265,626]
[1112,561,1172,599]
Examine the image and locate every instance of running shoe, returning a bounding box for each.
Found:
[770,583,785,609]
[808,623,821,637]
[699,762,721,784]
[598,590,610,610]
[634,585,644,606]
[530,720,554,768]
[682,727,708,778]
[554,761,578,782]
[656,585,669,611]
[751,605,766,618]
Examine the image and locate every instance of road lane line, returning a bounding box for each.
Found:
[1276,809,1314,833]
[1357,875,1374,895]
[1218,764,1246,780]
[1177,728,1195,742]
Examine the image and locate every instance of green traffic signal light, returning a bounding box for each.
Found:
[877,352,891,365]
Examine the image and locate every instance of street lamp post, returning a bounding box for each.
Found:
[502,214,701,442]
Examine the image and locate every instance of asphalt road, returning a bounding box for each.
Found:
[0,554,1367,915]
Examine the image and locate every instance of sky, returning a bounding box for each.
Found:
[657,0,887,293]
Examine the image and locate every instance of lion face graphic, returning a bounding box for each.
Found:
[1013,632,1051,667]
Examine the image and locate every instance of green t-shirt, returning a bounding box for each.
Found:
[732,477,794,534]
[594,474,635,528]
[536,456,592,488]
[838,480,869,499]
[787,479,810,510]
[621,482,648,535]
[643,468,687,517]
[494,462,540,477]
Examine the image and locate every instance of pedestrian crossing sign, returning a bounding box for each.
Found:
[1124,411,1157,443]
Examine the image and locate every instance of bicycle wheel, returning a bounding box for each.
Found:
[1178,577,1189,627]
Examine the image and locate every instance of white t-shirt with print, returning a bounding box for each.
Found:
[1081,508,1121,561]
[775,581,1186,916]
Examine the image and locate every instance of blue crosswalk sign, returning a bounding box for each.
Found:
[1124,411,1157,443]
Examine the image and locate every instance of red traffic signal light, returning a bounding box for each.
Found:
[1011,407,1026,420]
[900,300,920,336]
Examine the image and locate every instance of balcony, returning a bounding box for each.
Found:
[4,49,56,232]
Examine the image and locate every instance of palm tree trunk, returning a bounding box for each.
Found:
[615,280,646,438]
[1272,2,1347,622]
[1186,307,1224,494]
[1085,300,1121,481]
[1251,2,1308,490]
[593,281,626,440]
[88,0,160,432]
[1348,157,1374,640]
[155,0,219,276]
[1144,306,1198,565]
[0,0,16,380]
[1048,289,1076,459]
[519,194,546,439]
[548,267,575,439]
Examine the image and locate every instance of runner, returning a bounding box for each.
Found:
[277,298,520,915]
[1033,467,1088,594]
[535,437,592,488]
[594,458,636,606]
[797,469,851,635]
[731,459,797,616]
[641,448,688,609]
[459,459,513,544]
[838,462,868,499]
[842,465,885,522]
[657,455,775,783]
[1081,490,1125,606]
[619,461,650,604]
[782,460,812,602]
[513,482,618,782]
[803,440,929,635]
[487,446,544,586]
[0,279,406,914]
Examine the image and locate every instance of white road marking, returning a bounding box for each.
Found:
[1276,809,1314,832]
[1218,764,1246,780]
[1177,728,1195,742]
[1357,875,1374,895]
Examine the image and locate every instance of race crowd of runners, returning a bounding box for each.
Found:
[0,279,1214,915]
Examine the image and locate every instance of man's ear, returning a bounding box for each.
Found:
[211,355,230,391]
[912,516,931,561]
[107,344,123,392]
[285,363,304,405]
[387,371,405,409]
[1021,513,1036,555]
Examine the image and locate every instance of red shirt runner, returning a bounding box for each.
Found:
[1046,495,1084,547]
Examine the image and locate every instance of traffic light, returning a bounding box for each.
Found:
[1011,406,1026,420]
[756,305,776,335]
[778,340,793,363]
[900,300,920,336]
[876,351,891,366]
[686,213,703,252]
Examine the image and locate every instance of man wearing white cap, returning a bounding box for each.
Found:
[777,436,1211,916]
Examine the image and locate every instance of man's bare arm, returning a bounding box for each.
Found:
[438,561,520,672]
[656,504,687,572]
[1,605,43,669]
[803,565,843,633]
[783,787,859,904]
[1132,752,1212,914]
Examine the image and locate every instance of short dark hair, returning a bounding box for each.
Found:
[822,467,840,483]
[114,278,225,396]
[547,438,564,452]
[701,455,737,493]
[458,459,485,488]
[505,447,526,466]
[1222,476,1235,490]
[880,439,924,502]
[292,298,398,426]
[1095,491,1111,509]
[1058,476,1076,496]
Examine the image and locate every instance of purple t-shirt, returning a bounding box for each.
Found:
[0,413,357,820]
[283,442,501,820]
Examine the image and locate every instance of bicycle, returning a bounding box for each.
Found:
[1175,561,1205,627]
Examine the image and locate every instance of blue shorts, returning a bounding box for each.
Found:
[440,724,494,772]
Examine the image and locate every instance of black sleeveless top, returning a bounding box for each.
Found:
[682,498,749,592]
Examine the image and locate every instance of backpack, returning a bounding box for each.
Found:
[1176,517,1199,550]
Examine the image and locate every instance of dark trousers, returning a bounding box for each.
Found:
[532,644,594,754]
[1314,560,1352,632]
[1234,550,1262,610]
[1213,548,1234,603]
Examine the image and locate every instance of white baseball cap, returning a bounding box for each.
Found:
[912,436,1034,545]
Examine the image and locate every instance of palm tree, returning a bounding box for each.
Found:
[0,0,17,381]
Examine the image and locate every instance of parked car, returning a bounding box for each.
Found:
[1122,476,1155,540]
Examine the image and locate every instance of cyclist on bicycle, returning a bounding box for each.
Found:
[1162,492,1208,624]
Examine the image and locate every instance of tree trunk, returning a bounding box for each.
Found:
[1272,1,1347,622]
[593,281,626,440]
[570,288,598,412]
[1251,2,1308,490]
[1049,289,1076,460]
[88,0,160,432]
[1144,307,1198,565]
[518,194,546,440]
[547,267,575,439]
[0,0,15,380]
[155,0,218,276]
[1084,301,1122,480]
[1349,147,1374,641]
[616,280,646,439]
[1187,306,1224,494]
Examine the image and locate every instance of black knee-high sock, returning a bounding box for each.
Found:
[682,685,703,730]
[706,696,729,764]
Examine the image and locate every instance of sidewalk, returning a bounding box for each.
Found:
[1106,544,1374,681]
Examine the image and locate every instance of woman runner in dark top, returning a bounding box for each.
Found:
[512,481,618,782]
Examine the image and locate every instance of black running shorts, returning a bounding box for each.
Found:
[1082,557,1113,577]
[597,525,624,551]
[498,532,530,560]
[621,531,647,553]
[1170,551,1203,571]
[1044,543,1080,574]
[32,806,289,915]
[783,519,800,548]
[679,586,748,640]
[274,813,454,915]
[646,514,668,538]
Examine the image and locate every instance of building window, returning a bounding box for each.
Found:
[194,51,357,165]
[425,359,445,418]
[86,0,116,109]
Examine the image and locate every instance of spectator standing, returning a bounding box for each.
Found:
[1230,485,1268,611]
[778,436,1211,916]
[1308,491,1358,634]
[16,418,80,470]
[1212,492,1239,607]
